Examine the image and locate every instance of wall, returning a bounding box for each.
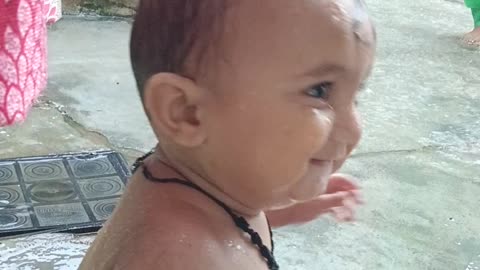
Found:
[63,0,137,16]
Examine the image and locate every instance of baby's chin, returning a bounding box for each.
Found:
[288,177,329,202]
[268,175,329,210]
[290,163,333,199]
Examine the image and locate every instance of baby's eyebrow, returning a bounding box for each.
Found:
[301,64,346,78]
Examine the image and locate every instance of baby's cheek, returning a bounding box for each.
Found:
[311,109,335,148]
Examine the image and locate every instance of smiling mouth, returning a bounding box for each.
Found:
[309,159,332,167]
[308,160,334,182]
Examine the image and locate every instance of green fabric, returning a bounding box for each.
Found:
[474,8,480,28]
[465,0,480,9]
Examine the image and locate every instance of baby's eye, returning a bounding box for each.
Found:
[305,82,333,100]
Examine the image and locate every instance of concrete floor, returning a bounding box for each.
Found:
[1,0,479,269]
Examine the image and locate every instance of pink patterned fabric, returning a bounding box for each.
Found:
[44,0,60,25]
[0,0,52,126]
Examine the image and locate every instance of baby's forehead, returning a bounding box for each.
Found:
[227,0,369,32]
[214,0,372,74]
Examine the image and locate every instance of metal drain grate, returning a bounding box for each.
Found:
[0,150,131,238]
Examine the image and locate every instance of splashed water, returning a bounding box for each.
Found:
[0,233,94,269]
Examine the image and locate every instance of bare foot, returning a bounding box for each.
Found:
[462,27,480,47]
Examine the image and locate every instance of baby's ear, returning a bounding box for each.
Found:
[143,73,207,147]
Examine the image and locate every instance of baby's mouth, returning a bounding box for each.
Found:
[311,158,346,174]
[309,159,333,167]
[309,159,334,177]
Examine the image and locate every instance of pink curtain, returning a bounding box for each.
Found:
[0,0,58,127]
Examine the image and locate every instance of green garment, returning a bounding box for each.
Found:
[466,0,480,27]
[465,0,480,8]
[474,8,480,28]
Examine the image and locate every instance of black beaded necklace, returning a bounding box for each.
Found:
[132,151,279,270]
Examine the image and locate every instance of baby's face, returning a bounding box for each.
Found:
[198,0,375,209]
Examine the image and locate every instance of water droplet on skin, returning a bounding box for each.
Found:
[235,245,242,250]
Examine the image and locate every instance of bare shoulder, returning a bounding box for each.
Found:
[80,176,269,270]
[114,203,241,270]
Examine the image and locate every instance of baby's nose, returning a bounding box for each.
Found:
[332,108,362,145]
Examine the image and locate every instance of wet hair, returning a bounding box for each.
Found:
[130,0,227,100]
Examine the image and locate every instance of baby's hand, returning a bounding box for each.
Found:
[266,174,364,227]
[320,173,364,222]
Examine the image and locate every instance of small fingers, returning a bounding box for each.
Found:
[312,191,350,210]
[330,207,353,222]
[330,197,359,222]
[326,174,361,194]
[349,190,365,205]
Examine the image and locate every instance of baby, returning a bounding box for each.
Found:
[80,0,376,269]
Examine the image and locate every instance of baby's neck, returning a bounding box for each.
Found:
[143,149,262,218]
